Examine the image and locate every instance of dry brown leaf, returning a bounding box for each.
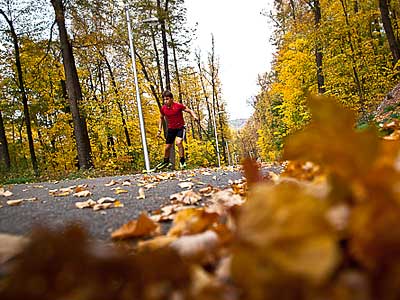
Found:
[114,188,128,195]
[209,189,245,210]
[49,186,75,197]
[25,197,38,202]
[190,265,218,296]
[170,190,202,204]
[153,204,182,221]
[74,186,86,193]
[56,191,71,197]
[0,233,29,264]
[122,180,132,186]
[242,158,263,187]
[136,187,145,199]
[75,199,96,209]
[144,183,157,189]
[199,186,213,194]
[0,188,13,197]
[104,180,118,187]
[178,182,194,189]
[111,213,160,240]
[170,230,219,262]
[383,130,400,141]
[137,235,177,252]
[7,199,23,206]
[168,208,219,237]
[73,190,92,197]
[283,96,380,180]
[93,203,113,211]
[97,197,116,204]
[231,182,339,298]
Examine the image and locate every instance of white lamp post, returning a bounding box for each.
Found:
[211,109,224,168]
[123,3,150,172]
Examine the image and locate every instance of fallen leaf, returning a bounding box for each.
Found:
[122,181,132,186]
[170,230,219,262]
[115,188,128,195]
[0,188,13,197]
[74,186,86,193]
[105,180,118,187]
[75,199,96,209]
[199,186,213,194]
[73,190,92,197]
[97,197,116,204]
[168,208,219,237]
[25,197,38,202]
[242,158,263,187]
[93,203,113,211]
[113,200,124,208]
[0,233,29,264]
[56,191,71,197]
[170,190,202,204]
[144,183,158,189]
[137,236,177,252]
[178,182,194,189]
[111,213,160,239]
[7,199,23,206]
[136,188,145,199]
[384,130,400,141]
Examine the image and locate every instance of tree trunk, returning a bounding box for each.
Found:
[210,36,227,164]
[157,0,171,91]
[151,28,164,93]
[379,0,400,66]
[0,111,11,171]
[195,52,213,141]
[313,0,325,94]
[0,9,38,175]
[340,0,364,106]
[157,0,175,168]
[51,0,93,170]
[169,30,183,103]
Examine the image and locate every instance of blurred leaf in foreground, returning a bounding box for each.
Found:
[283,96,380,180]
[231,183,339,300]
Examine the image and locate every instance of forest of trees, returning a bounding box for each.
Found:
[0,0,399,180]
[0,0,232,179]
[240,0,400,161]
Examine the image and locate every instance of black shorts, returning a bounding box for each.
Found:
[166,127,186,144]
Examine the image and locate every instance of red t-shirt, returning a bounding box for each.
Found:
[161,102,186,129]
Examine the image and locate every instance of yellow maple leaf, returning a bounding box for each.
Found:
[111,213,160,240]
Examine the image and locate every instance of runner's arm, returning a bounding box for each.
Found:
[157,115,164,136]
[183,107,198,122]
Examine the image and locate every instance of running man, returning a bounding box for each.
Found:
[156,90,198,169]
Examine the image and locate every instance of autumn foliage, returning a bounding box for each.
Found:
[2,96,400,299]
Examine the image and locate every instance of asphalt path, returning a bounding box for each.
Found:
[0,165,282,240]
[0,167,263,240]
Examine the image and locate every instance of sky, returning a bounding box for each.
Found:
[185,0,275,120]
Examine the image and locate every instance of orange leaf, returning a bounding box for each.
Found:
[111,213,160,240]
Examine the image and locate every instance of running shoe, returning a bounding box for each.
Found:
[155,161,170,170]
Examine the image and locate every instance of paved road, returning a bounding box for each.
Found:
[0,166,282,240]
[0,167,251,240]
